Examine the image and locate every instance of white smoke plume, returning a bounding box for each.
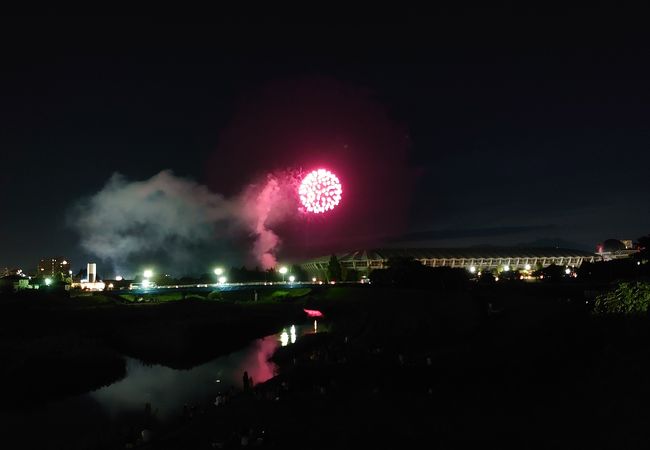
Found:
[70,170,298,272]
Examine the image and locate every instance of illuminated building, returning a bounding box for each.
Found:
[70,262,104,291]
[38,257,71,278]
[595,239,638,261]
[87,263,97,283]
[301,247,598,278]
[0,267,23,277]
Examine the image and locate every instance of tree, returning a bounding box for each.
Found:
[345,268,359,282]
[594,281,650,315]
[637,234,650,261]
[327,254,342,282]
[291,264,308,282]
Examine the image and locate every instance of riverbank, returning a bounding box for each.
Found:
[136,282,650,449]
[0,290,305,407]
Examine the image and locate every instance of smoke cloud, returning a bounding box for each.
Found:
[69,170,298,273]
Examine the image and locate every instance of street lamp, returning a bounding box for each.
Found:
[143,269,153,279]
[214,267,224,276]
[279,266,288,283]
[44,277,52,286]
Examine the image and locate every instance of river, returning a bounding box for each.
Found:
[0,320,323,450]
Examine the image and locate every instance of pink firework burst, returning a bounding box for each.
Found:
[298,169,343,213]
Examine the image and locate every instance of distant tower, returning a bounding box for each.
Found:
[87,263,97,283]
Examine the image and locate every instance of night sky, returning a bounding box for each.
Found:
[2,11,649,273]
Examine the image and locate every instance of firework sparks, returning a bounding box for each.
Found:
[298,169,342,214]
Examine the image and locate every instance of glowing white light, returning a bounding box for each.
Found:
[280,331,289,347]
[503,265,510,272]
[115,275,123,281]
[214,267,224,276]
[312,277,317,283]
[279,267,288,275]
[289,275,295,283]
[290,325,296,344]
[62,260,68,265]
[469,266,476,273]
[143,269,153,279]
[298,168,343,214]
[142,279,151,288]
[218,276,227,284]
[524,264,531,271]
[565,268,571,275]
[44,278,52,286]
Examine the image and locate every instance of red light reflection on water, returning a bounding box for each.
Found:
[236,336,279,385]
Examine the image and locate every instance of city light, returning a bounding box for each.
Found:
[214,267,224,276]
[503,265,510,272]
[289,275,296,283]
[44,277,52,286]
[218,276,227,284]
[565,268,571,275]
[142,279,151,288]
[279,267,288,275]
[143,269,153,279]
[115,275,123,281]
[469,266,476,273]
[524,264,531,271]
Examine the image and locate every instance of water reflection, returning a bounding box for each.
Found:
[92,322,320,419]
[90,334,280,420]
[2,322,325,449]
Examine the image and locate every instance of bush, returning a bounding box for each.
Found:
[207,290,223,300]
[593,281,650,315]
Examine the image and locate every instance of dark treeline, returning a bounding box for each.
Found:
[369,257,470,290]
